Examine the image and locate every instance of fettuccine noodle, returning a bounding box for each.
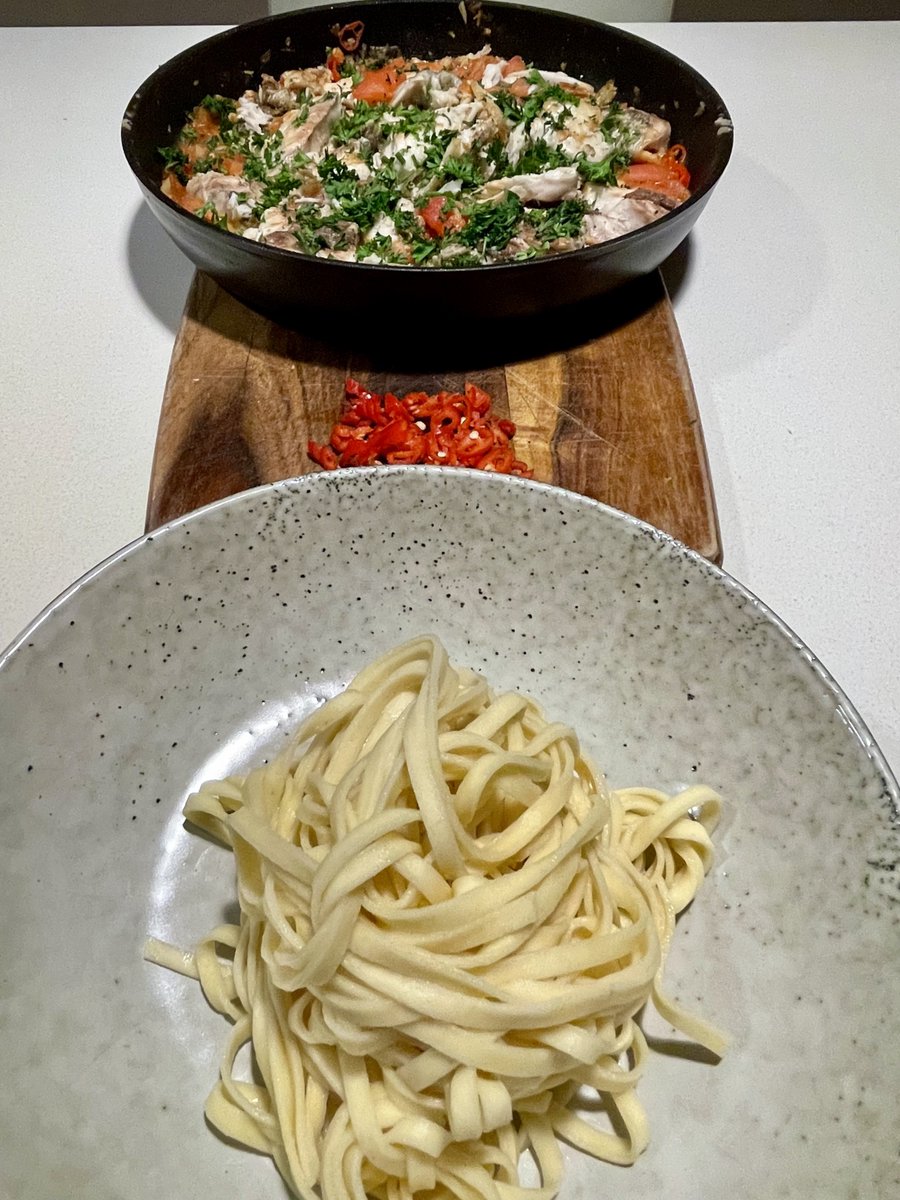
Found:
[148,635,725,1199]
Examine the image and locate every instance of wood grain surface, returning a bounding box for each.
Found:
[147,271,721,562]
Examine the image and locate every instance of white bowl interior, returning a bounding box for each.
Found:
[1,468,896,1199]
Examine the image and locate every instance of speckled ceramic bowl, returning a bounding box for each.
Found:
[1,469,897,1199]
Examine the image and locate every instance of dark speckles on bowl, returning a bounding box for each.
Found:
[0,468,897,1197]
[121,0,733,328]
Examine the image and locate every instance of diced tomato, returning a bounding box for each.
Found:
[501,55,527,77]
[161,171,187,204]
[619,146,691,201]
[618,164,690,201]
[326,47,345,81]
[162,171,205,213]
[417,197,466,239]
[419,196,448,238]
[455,54,498,82]
[192,106,220,138]
[352,66,405,102]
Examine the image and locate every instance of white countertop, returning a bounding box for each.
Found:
[1,21,898,776]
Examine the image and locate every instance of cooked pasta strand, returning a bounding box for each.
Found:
[147,635,724,1199]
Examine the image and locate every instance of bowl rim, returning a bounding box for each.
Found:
[2,465,895,819]
[120,0,735,278]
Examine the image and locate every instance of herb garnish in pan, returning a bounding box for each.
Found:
[160,32,691,266]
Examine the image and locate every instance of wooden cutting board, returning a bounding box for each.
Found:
[147,270,721,563]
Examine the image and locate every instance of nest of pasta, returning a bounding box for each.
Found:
[149,635,724,1200]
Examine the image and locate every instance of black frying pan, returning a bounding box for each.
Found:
[122,1,732,328]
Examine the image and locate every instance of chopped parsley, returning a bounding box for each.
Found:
[316,157,402,231]
[362,233,396,260]
[484,138,511,177]
[526,199,588,243]
[458,192,524,252]
[386,105,437,137]
[198,94,237,121]
[161,47,687,267]
[194,201,227,229]
[159,144,189,182]
[438,249,486,267]
[255,162,306,213]
[242,132,288,182]
[491,90,525,123]
[420,131,454,177]
[512,139,572,177]
[576,150,632,188]
[335,178,396,227]
[492,81,576,137]
[410,239,439,264]
[318,154,359,196]
[332,100,388,144]
[292,210,327,255]
[394,208,438,263]
[520,82,575,127]
[441,153,485,187]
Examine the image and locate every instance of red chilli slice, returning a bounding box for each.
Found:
[308,380,532,478]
